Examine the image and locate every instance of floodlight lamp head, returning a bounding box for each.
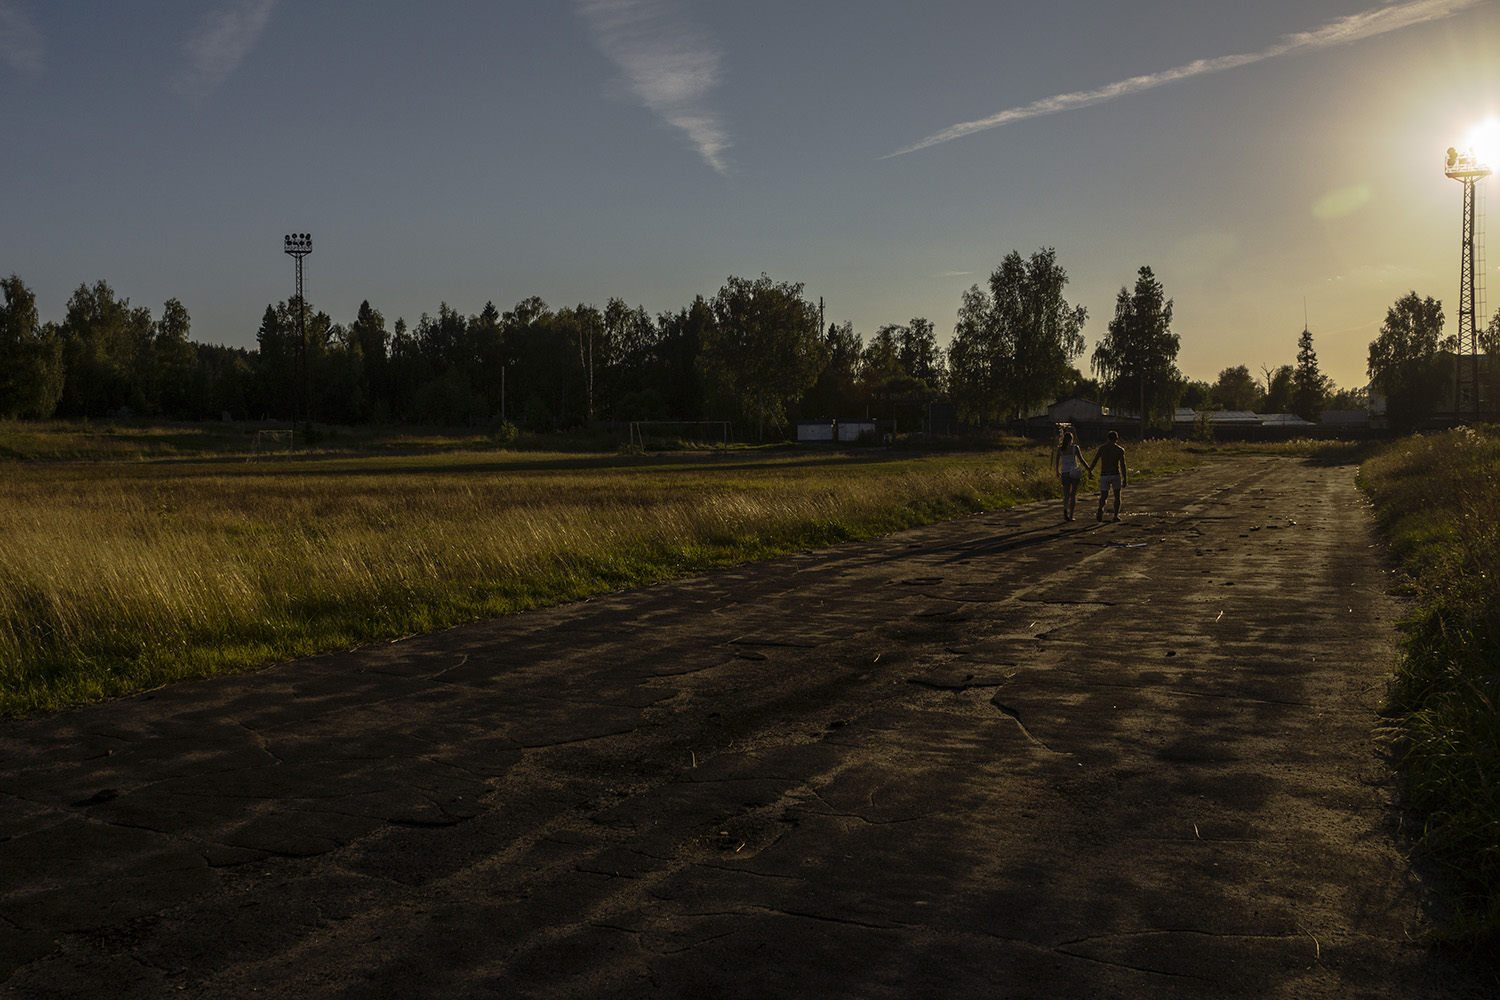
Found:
[1444,147,1491,181]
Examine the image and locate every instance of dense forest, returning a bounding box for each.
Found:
[0,250,1410,436]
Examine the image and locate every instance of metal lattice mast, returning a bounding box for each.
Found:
[283,233,313,433]
[1445,148,1489,415]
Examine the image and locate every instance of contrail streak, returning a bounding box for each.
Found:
[575,0,731,175]
[175,0,279,102]
[884,0,1487,158]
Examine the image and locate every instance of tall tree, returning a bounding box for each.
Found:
[349,300,389,419]
[946,284,1008,426]
[947,248,1086,429]
[897,317,945,390]
[153,297,197,418]
[1213,364,1261,411]
[1368,291,1448,431]
[654,297,712,420]
[1262,364,1294,414]
[254,303,296,419]
[1002,248,1087,428]
[1091,265,1179,438]
[56,280,155,417]
[0,275,65,419]
[1291,327,1331,422]
[699,274,825,440]
[804,320,863,417]
[862,324,904,386]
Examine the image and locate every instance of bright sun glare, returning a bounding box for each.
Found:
[1467,118,1500,168]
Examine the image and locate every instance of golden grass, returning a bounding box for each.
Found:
[0,439,1198,716]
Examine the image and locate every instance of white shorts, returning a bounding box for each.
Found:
[1098,474,1123,494]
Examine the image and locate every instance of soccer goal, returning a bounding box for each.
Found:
[249,428,294,460]
[628,420,732,451]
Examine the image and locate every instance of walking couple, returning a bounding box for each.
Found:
[1054,430,1127,523]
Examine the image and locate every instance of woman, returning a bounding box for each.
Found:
[1053,430,1086,521]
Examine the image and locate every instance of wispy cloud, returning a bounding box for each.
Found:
[886,0,1487,158]
[176,0,279,102]
[575,0,731,175]
[0,0,44,77]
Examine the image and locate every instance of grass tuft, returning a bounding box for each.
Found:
[1360,425,1500,947]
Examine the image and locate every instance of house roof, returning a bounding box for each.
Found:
[1173,408,1261,424]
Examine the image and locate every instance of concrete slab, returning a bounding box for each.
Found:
[0,456,1492,997]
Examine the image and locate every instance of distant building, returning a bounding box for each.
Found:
[1047,398,1109,424]
[1257,413,1316,429]
[1173,408,1262,427]
[837,418,876,443]
[796,420,835,443]
[796,418,878,444]
[1321,409,1371,429]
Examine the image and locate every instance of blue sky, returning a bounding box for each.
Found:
[3,0,1498,390]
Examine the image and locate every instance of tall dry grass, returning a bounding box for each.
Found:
[1360,425,1500,946]
[0,441,1200,716]
[0,448,1071,714]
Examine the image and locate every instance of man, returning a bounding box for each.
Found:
[1088,430,1127,522]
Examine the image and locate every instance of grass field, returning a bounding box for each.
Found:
[1359,425,1500,946]
[0,427,1199,717]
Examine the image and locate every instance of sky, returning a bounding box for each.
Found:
[3,0,1500,391]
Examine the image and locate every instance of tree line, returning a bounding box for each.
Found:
[2,253,1480,435]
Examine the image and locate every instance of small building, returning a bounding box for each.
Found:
[1258,413,1315,429]
[1172,408,1262,427]
[1047,398,1108,424]
[796,420,835,443]
[837,418,877,443]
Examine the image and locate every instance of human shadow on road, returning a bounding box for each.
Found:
[927,521,1108,565]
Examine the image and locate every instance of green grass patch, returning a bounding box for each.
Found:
[1360,425,1500,948]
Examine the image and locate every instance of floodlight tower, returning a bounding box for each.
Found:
[1444,147,1489,415]
[283,233,313,433]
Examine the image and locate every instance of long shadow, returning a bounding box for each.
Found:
[201,449,922,480]
[946,521,1106,562]
[838,515,1107,572]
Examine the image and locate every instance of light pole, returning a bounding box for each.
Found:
[1444,146,1489,415]
[283,233,313,434]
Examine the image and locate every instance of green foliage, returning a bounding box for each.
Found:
[947,247,1086,427]
[1368,292,1448,431]
[1213,364,1261,411]
[0,275,65,419]
[1292,327,1332,422]
[56,280,156,418]
[699,274,826,439]
[1262,363,1294,414]
[1362,426,1500,945]
[1091,265,1180,436]
[1178,379,1214,410]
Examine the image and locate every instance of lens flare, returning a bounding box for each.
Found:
[1467,117,1500,169]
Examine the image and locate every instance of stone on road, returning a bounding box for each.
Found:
[0,456,1488,998]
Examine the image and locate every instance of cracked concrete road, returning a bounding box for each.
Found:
[1,455,1492,998]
